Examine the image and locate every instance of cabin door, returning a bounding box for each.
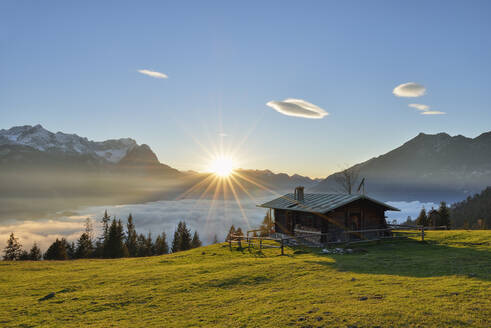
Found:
[349,213,361,239]
[286,211,294,235]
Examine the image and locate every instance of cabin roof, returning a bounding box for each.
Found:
[258,193,400,213]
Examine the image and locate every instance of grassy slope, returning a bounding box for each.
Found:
[0,231,490,328]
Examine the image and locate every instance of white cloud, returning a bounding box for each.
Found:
[409,103,429,111]
[266,98,328,119]
[407,103,446,115]
[421,110,446,115]
[137,69,168,79]
[393,82,426,97]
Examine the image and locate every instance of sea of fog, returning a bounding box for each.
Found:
[0,198,437,251]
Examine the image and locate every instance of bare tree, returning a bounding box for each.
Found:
[334,167,359,194]
[84,217,94,243]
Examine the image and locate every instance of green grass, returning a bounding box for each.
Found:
[1,231,490,327]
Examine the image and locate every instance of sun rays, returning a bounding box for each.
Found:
[174,119,347,238]
[175,125,281,234]
[208,155,235,177]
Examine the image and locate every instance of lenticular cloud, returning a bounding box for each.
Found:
[408,103,429,111]
[393,82,426,97]
[266,98,328,119]
[421,110,446,115]
[137,69,168,79]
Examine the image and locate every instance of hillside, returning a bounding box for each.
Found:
[451,187,491,228]
[314,132,491,202]
[1,231,490,327]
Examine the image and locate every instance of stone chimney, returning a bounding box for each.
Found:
[294,186,304,202]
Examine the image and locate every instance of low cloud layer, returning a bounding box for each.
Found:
[266,98,328,119]
[393,82,426,97]
[0,198,271,251]
[137,69,168,79]
[1,198,432,252]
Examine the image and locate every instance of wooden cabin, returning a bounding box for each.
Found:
[259,187,400,243]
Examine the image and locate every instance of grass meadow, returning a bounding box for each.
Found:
[0,230,490,327]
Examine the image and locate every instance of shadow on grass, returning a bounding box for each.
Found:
[305,238,491,281]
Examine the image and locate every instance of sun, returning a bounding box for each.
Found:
[209,156,235,177]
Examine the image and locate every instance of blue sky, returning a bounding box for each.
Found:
[1,0,490,177]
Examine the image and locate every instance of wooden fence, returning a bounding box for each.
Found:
[227,224,446,255]
[228,234,293,255]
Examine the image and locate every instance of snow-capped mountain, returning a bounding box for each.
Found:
[0,124,137,163]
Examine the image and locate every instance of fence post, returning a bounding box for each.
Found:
[248,237,251,250]
[281,238,284,256]
[421,227,425,241]
[259,239,262,251]
[238,236,242,249]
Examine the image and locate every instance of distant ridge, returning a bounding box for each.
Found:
[313,131,491,202]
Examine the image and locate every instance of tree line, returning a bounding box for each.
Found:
[414,201,451,228]
[3,211,206,261]
[411,187,490,229]
[449,187,490,229]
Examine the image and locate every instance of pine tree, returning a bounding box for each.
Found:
[179,222,192,251]
[104,219,127,258]
[18,250,30,260]
[153,232,169,255]
[93,240,104,258]
[428,208,441,227]
[191,231,202,248]
[171,228,180,253]
[416,208,428,226]
[404,216,415,225]
[125,214,137,257]
[144,232,153,256]
[438,201,451,228]
[67,241,76,259]
[28,243,42,261]
[236,227,244,237]
[3,233,23,260]
[44,238,69,260]
[94,211,111,258]
[171,221,192,252]
[212,234,219,244]
[136,233,147,257]
[226,225,236,241]
[75,232,93,258]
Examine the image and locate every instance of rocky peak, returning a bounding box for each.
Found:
[0,124,138,163]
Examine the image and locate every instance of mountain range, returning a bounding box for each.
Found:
[1,124,490,220]
[0,125,318,219]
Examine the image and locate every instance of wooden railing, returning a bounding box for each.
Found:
[227,225,447,255]
[228,234,295,255]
